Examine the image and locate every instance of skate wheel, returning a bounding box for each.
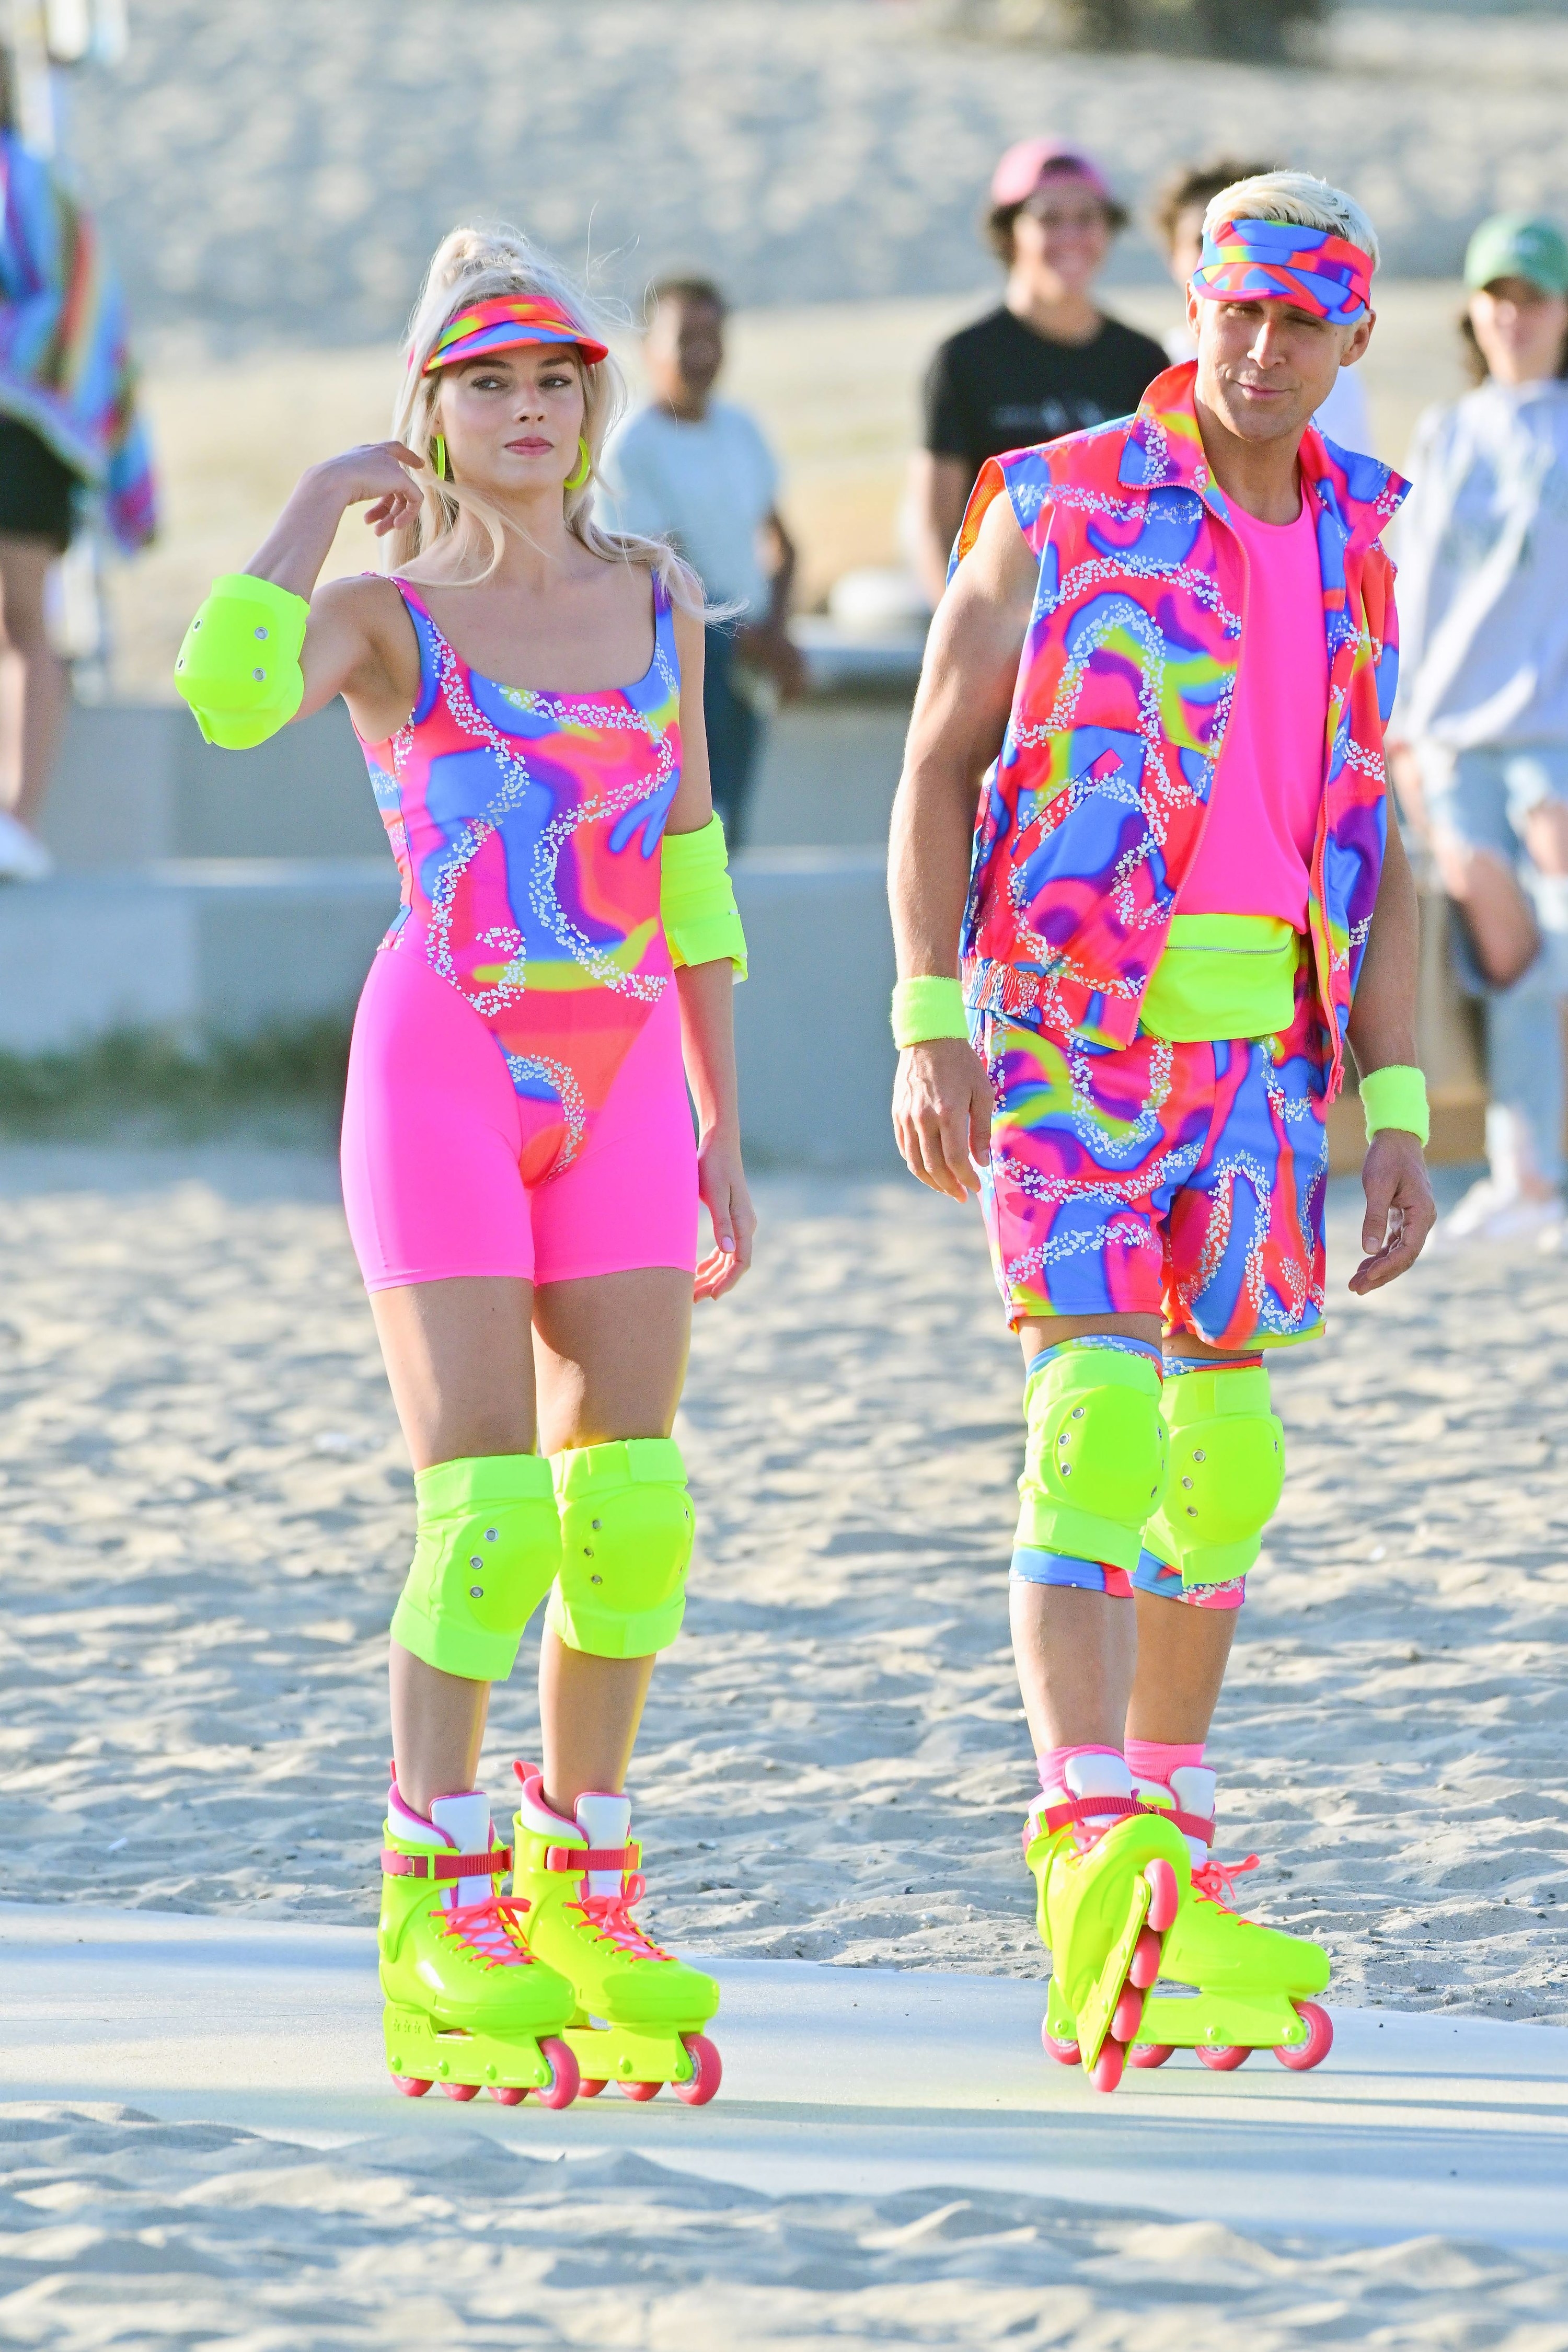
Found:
[619,2077,661,2100]
[440,2080,481,2101]
[390,2075,432,2099]
[673,2032,722,2107]
[1274,1999,1334,2072]
[488,2085,528,2105]
[1196,2043,1250,2071]
[1144,1857,1180,1934]
[578,2079,607,2099]
[1111,1986,1144,2046]
[1128,2043,1174,2069]
[1041,2021,1081,2066]
[534,2037,581,2111]
[1089,2038,1125,2093]
[1128,1928,1162,1991]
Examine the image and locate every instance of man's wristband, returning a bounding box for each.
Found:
[891,975,969,1049]
[1360,1063,1429,1147]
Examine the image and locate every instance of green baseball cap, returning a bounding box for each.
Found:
[1464,212,1568,298]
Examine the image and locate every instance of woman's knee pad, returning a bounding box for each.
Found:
[546,1437,695,1659]
[1016,1351,1168,1575]
[390,1454,561,1684]
[1143,1364,1285,1589]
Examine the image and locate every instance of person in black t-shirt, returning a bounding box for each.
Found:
[909,140,1168,608]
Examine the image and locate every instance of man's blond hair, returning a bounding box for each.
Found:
[1202,170,1379,269]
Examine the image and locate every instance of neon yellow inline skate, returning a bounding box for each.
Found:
[1040,1766,1333,2076]
[1024,1755,1189,2094]
[379,1779,581,2106]
[510,1761,722,2104]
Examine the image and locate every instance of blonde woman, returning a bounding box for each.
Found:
[174,227,754,2108]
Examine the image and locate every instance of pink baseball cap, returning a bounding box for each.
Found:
[989,138,1114,210]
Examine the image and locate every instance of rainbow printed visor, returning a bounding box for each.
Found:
[422,293,609,375]
[1190,217,1373,326]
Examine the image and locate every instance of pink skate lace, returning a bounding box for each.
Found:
[572,1873,672,1962]
[437,1894,538,1969]
[1192,1854,1260,1912]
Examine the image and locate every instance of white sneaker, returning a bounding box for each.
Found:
[1430,1175,1564,1251]
[0,809,53,882]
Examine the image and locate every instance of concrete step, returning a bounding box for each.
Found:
[0,849,897,1170]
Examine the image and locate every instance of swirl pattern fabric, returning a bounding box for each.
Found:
[423,292,609,372]
[354,578,681,1184]
[1189,216,1373,325]
[951,360,1405,1103]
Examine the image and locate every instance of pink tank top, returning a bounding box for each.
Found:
[1179,493,1328,928]
[353,575,682,1181]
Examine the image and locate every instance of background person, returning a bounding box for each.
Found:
[1153,157,1375,456]
[597,275,801,848]
[1388,212,1568,1249]
[908,139,1167,611]
[0,69,155,880]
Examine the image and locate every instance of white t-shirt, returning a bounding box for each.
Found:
[1161,327,1374,455]
[597,399,780,618]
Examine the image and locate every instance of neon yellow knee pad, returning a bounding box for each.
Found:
[1017,1350,1169,1575]
[546,1437,694,1659]
[390,1454,561,1683]
[1143,1364,1285,1589]
[174,573,309,749]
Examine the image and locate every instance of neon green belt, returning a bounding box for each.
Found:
[1140,914,1302,1044]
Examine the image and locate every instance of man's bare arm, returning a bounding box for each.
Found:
[887,489,1037,1200]
[907,451,975,612]
[1345,815,1436,1292]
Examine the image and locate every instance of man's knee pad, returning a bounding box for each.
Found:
[1143,1364,1285,1589]
[1016,1350,1168,1576]
[389,1454,560,1684]
[546,1437,694,1659]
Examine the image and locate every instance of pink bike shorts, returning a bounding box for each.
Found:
[340,951,699,1293]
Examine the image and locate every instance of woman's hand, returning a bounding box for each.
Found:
[694,1131,756,1301]
[309,441,426,539]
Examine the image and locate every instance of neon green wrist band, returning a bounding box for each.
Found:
[891,975,968,1048]
[1360,1063,1430,1147]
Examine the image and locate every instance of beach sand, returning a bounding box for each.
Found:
[2,1137,1566,2344]
[1,1139,1563,2017]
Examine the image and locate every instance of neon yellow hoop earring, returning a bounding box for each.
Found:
[563,435,592,492]
[429,434,447,481]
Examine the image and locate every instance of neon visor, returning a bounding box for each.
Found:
[422,293,609,374]
[1190,217,1373,325]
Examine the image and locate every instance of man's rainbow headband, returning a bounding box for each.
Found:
[422,293,608,375]
[1190,216,1373,326]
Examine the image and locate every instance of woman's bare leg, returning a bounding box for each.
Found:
[0,535,68,829]
[371,1276,536,1816]
[532,1266,691,1812]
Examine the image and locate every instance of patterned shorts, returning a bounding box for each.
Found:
[974,999,1331,1350]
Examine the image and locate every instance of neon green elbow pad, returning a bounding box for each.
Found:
[546,1437,695,1659]
[661,815,748,978]
[390,1454,561,1684]
[173,572,309,749]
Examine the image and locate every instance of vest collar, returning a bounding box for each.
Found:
[1116,358,1408,549]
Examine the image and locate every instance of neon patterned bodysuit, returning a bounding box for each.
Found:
[338,575,698,1294]
[362,577,679,1179]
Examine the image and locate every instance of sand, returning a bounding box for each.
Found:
[1,1136,1566,2341]
[0,1139,1563,2016]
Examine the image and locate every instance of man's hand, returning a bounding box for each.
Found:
[893,1038,993,1201]
[1350,1128,1436,1294]
[736,620,806,701]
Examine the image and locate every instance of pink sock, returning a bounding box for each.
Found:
[1030,1744,1134,1848]
[1124,1738,1205,1788]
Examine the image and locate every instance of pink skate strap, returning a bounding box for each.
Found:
[545,1843,635,1875]
[1038,1794,1146,1836]
[1166,1808,1216,1848]
[381,1844,511,1881]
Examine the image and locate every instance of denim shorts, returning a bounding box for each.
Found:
[1418,743,1568,869]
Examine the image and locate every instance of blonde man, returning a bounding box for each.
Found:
[889,173,1432,2089]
